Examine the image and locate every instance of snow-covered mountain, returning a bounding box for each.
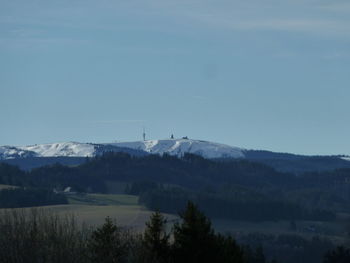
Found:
[0,146,37,159]
[0,142,95,160]
[2,139,350,172]
[22,142,96,158]
[1,139,350,168]
[0,139,245,160]
[111,139,244,159]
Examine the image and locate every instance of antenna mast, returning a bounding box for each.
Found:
[143,127,146,141]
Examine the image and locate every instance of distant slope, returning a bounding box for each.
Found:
[0,142,148,161]
[243,150,306,160]
[111,139,245,159]
[241,150,350,173]
[1,139,350,172]
[20,142,95,157]
[0,146,37,159]
[2,157,87,171]
[244,156,350,173]
[0,139,245,161]
[0,143,148,170]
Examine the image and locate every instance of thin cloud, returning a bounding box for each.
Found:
[187,12,350,37]
[318,2,350,13]
[3,0,350,40]
[148,0,350,37]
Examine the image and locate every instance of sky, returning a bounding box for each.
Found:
[1,0,350,155]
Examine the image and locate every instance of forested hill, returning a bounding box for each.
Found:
[1,152,350,194]
[0,152,350,221]
[0,152,296,192]
[2,140,350,173]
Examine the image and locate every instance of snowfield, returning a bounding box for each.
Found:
[19,142,96,158]
[0,146,37,159]
[1,139,350,163]
[0,139,245,160]
[111,139,245,159]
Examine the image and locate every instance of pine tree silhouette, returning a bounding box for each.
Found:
[88,217,127,263]
[142,211,170,263]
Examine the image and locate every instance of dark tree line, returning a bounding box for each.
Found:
[1,153,350,195]
[237,233,337,263]
[0,152,349,218]
[0,203,260,263]
[0,202,347,263]
[0,153,296,192]
[138,186,335,221]
[0,188,68,208]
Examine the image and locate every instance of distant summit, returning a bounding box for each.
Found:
[110,138,245,159]
[1,139,350,173]
[0,142,147,160]
[0,139,245,160]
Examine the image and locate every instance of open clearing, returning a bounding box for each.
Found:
[54,193,176,229]
[0,184,18,190]
[41,204,159,229]
[1,192,347,241]
[212,218,348,243]
[1,193,177,230]
[67,193,139,206]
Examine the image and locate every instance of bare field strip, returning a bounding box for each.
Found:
[0,192,347,241]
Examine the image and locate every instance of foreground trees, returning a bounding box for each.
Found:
[173,201,217,262]
[323,246,350,263]
[172,202,244,263]
[140,201,245,263]
[140,211,170,263]
[0,203,246,263]
[0,202,346,263]
[88,217,129,263]
[0,209,90,263]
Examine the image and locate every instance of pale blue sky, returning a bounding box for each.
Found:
[1,0,350,155]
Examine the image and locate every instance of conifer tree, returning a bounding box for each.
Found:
[215,234,245,263]
[254,246,266,263]
[88,217,127,263]
[324,246,350,263]
[141,211,170,263]
[172,201,217,263]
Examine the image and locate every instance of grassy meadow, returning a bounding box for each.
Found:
[0,186,348,242]
[0,184,18,190]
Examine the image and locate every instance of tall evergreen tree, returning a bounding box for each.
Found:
[88,217,127,263]
[215,234,245,263]
[172,201,218,263]
[324,246,350,263]
[141,211,170,263]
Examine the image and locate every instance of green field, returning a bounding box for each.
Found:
[1,191,348,242]
[212,218,349,243]
[67,193,139,206]
[30,193,175,229]
[0,184,18,190]
[41,204,156,229]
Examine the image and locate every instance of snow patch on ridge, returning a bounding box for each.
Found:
[19,142,96,157]
[111,139,245,159]
[0,146,37,159]
[0,139,246,160]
